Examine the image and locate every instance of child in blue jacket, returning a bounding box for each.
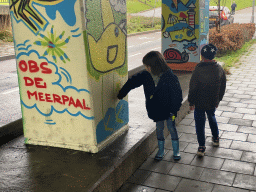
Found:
[117,51,183,160]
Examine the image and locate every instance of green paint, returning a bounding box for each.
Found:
[85,0,103,41]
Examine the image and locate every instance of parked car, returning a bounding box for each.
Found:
[209,6,234,29]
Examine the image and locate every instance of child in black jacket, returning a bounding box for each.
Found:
[188,44,226,157]
[117,51,183,160]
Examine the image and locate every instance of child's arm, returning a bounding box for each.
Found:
[117,71,146,100]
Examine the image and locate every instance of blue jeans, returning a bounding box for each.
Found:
[194,108,219,147]
[156,117,179,141]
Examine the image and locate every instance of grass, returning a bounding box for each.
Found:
[216,39,256,74]
[127,0,161,14]
[127,15,161,34]
[210,0,254,11]
[0,15,12,42]
[0,30,13,42]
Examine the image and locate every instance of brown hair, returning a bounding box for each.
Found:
[142,51,170,76]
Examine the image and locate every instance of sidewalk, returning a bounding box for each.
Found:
[0,41,15,61]
[117,44,256,192]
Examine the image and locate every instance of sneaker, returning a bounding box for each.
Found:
[197,146,206,157]
[212,137,219,147]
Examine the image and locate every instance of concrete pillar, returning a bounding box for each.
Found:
[162,0,210,71]
[10,0,128,153]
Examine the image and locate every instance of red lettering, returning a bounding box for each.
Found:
[53,94,62,104]
[27,90,38,100]
[83,99,91,110]
[62,95,69,105]
[34,77,47,88]
[40,62,52,74]
[38,92,45,101]
[76,99,83,109]
[24,77,34,86]
[28,60,39,73]
[45,93,53,102]
[68,97,76,107]
[19,60,28,72]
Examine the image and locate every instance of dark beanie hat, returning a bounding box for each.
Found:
[201,44,217,60]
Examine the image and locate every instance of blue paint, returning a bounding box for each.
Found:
[44,122,56,125]
[17,40,30,48]
[61,71,69,83]
[183,42,198,50]
[166,23,194,32]
[162,0,197,13]
[35,41,42,46]
[22,101,94,120]
[72,33,81,38]
[18,45,32,51]
[34,0,77,26]
[60,67,72,84]
[96,100,129,144]
[71,28,79,33]
[10,4,49,35]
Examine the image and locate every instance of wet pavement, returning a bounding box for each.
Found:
[0,33,192,191]
[117,44,256,192]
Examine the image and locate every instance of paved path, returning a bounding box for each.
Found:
[117,44,256,191]
[0,41,15,58]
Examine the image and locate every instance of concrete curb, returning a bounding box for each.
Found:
[0,118,23,145]
[127,29,161,37]
[0,54,16,62]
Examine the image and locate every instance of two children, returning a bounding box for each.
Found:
[117,51,183,161]
[117,44,226,159]
[188,44,226,156]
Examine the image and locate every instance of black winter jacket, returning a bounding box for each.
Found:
[188,61,226,110]
[117,69,183,122]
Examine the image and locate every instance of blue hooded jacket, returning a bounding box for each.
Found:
[117,69,183,122]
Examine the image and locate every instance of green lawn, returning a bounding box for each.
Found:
[127,0,161,14]
[210,0,254,11]
[127,0,254,14]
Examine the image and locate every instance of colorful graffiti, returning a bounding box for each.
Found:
[162,0,209,71]
[85,0,127,77]
[84,0,128,144]
[34,25,71,63]
[10,0,76,34]
[10,0,129,152]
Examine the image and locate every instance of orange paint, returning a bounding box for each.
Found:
[167,62,198,71]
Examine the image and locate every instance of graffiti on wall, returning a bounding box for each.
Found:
[84,0,128,144]
[162,0,200,67]
[199,0,209,53]
[10,0,129,150]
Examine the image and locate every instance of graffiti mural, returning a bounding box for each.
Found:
[84,0,128,144]
[10,0,129,153]
[162,0,209,71]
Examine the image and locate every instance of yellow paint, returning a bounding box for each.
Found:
[102,0,114,28]
[33,0,64,5]
[88,24,126,73]
[11,0,128,153]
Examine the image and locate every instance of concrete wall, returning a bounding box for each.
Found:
[10,0,128,153]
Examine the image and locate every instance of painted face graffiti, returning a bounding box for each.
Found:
[87,0,126,73]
